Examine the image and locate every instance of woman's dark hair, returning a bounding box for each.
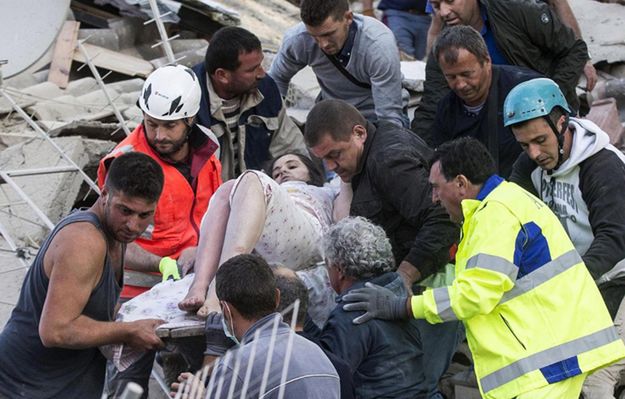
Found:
[266,152,325,187]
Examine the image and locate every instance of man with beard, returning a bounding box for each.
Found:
[192,27,307,180]
[97,65,223,301]
[0,152,165,398]
[97,65,223,397]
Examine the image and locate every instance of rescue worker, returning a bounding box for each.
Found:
[341,137,625,399]
[97,65,222,300]
[506,78,625,399]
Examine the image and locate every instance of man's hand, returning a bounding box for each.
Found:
[396,260,422,293]
[342,282,409,324]
[125,318,165,351]
[583,60,597,92]
[177,247,197,277]
[204,312,235,357]
[170,371,205,399]
[159,257,181,282]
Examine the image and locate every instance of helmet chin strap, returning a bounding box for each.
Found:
[544,115,569,173]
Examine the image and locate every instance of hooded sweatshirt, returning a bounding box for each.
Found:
[510,118,625,317]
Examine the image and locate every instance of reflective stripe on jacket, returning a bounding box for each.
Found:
[420,176,625,399]
[97,124,222,296]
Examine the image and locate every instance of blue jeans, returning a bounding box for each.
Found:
[415,319,464,398]
[383,9,431,60]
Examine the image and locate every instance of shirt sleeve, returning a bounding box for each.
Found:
[579,150,625,280]
[371,150,459,278]
[419,202,519,323]
[365,36,407,127]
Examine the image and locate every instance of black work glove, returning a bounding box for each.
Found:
[342,282,409,324]
[204,312,234,357]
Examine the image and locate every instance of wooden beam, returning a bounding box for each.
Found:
[47,21,81,89]
[73,42,154,78]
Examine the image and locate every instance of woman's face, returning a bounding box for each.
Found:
[271,154,311,184]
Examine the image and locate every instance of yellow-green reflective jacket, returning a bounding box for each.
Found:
[418,176,625,399]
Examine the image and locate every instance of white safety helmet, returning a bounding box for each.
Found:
[138,65,201,120]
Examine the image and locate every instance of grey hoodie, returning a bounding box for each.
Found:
[512,118,625,286]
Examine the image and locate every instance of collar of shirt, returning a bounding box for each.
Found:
[476,174,504,201]
[205,72,264,126]
[335,21,358,67]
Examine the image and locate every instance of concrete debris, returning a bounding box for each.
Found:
[94,0,240,26]
[22,78,144,131]
[401,60,426,92]
[570,0,625,64]
[0,82,65,114]
[0,137,114,247]
[48,120,128,143]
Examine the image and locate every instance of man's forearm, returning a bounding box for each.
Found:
[41,314,136,349]
[397,260,422,285]
[124,242,162,273]
[333,181,353,222]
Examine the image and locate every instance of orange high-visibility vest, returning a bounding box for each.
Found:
[97,124,222,298]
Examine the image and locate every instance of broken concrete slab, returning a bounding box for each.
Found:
[0,120,37,151]
[216,0,300,52]
[570,0,625,64]
[78,28,122,52]
[0,82,65,115]
[2,70,49,91]
[401,60,426,92]
[137,38,209,64]
[25,78,143,131]
[73,42,155,78]
[49,120,127,143]
[284,66,320,110]
[0,137,114,247]
[30,90,140,131]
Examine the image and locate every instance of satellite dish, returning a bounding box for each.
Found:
[0,0,71,78]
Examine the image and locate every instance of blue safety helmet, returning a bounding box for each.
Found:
[503,78,571,127]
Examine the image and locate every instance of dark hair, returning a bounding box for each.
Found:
[300,0,349,26]
[205,27,262,75]
[433,25,490,66]
[266,152,325,187]
[432,137,495,185]
[105,152,164,202]
[304,99,366,147]
[274,271,309,326]
[216,254,277,320]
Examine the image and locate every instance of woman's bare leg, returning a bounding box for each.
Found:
[196,173,267,316]
[197,173,267,317]
[179,180,234,312]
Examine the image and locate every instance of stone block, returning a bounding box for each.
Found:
[0,82,64,114]
[284,66,320,110]
[0,137,114,247]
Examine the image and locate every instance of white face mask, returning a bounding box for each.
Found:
[221,303,240,346]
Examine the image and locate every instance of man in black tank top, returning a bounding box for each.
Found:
[0,153,166,399]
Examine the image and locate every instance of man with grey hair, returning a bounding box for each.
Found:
[316,216,428,398]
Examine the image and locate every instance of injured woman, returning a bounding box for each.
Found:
[178,152,348,322]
